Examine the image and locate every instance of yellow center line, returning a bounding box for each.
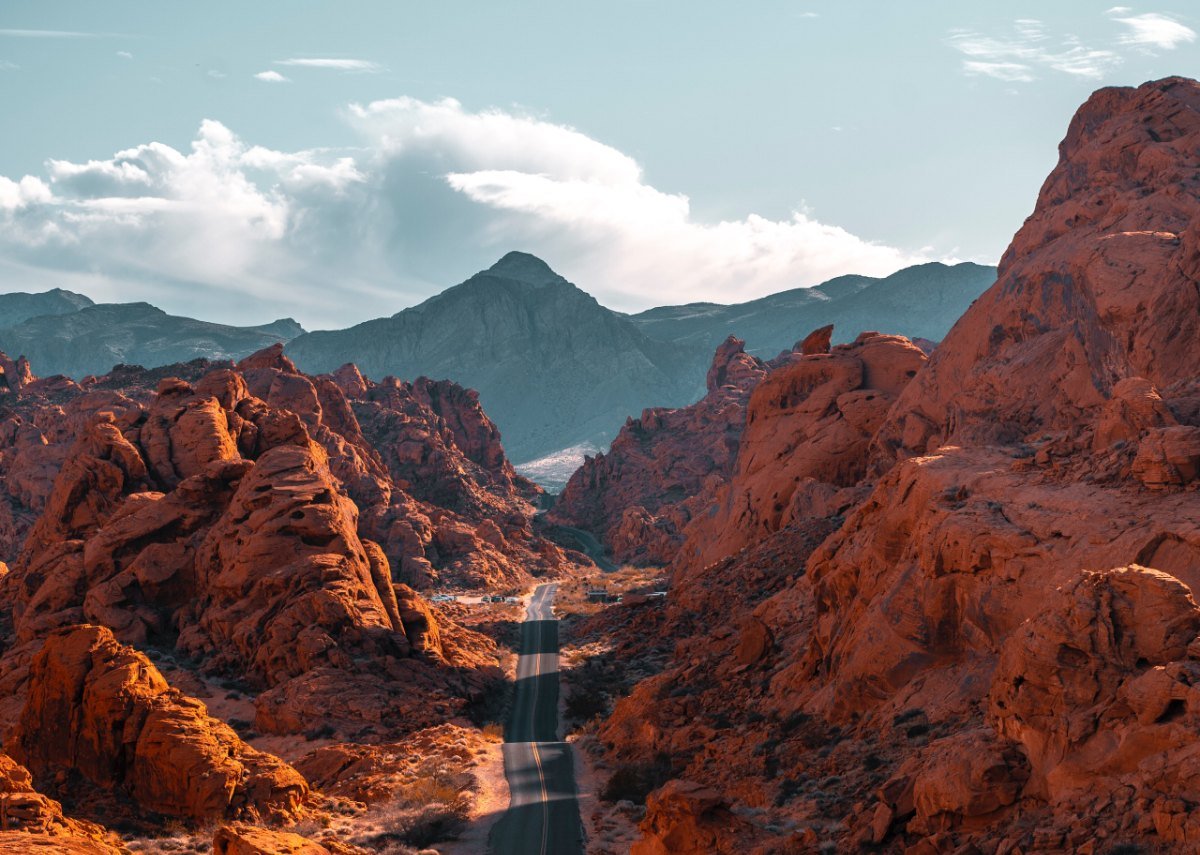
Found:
[532,741,550,855]
[529,586,551,854]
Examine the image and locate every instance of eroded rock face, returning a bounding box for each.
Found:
[550,337,767,565]
[631,780,759,855]
[0,342,566,843]
[0,752,120,852]
[670,332,926,575]
[880,77,1200,459]
[213,823,331,855]
[597,77,1200,852]
[10,625,309,824]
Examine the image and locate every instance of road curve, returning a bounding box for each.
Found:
[489,582,585,855]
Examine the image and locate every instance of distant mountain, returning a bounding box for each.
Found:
[0,288,95,326]
[0,301,306,378]
[287,252,703,463]
[0,258,995,479]
[629,261,996,357]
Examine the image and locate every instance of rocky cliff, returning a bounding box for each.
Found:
[594,77,1200,853]
[548,336,767,565]
[0,342,575,841]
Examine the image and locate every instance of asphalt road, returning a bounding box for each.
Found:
[489,582,585,855]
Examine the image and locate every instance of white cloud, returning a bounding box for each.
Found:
[1108,9,1196,49]
[0,60,17,71]
[0,98,936,328]
[207,69,227,79]
[962,60,1035,82]
[276,58,382,72]
[0,28,97,38]
[948,19,1121,81]
[0,175,51,210]
[116,50,133,59]
[254,70,290,83]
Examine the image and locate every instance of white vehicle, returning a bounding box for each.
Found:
[429,594,456,603]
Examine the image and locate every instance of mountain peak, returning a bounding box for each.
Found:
[485,251,564,286]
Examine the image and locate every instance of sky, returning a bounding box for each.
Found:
[0,2,1197,329]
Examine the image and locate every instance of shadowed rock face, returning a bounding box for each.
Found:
[549,336,767,565]
[593,77,1200,853]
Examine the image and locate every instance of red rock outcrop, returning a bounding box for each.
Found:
[213,823,336,855]
[599,77,1200,853]
[0,340,576,842]
[878,76,1200,460]
[630,780,758,855]
[9,625,309,824]
[670,331,926,577]
[550,336,767,565]
[0,752,121,853]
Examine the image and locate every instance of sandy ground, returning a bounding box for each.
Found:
[439,736,509,855]
[570,732,640,855]
[554,592,643,854]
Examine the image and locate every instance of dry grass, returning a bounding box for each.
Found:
[555,565,665,618]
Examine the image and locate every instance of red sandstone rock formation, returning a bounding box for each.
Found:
[9,625,309,824]
[599,77,1200,853]
[213,823,337,855]
[0,342,574,844]
[550,336,767,565]
[0,752,121,853]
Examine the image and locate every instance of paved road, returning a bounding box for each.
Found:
[490,583,585,855]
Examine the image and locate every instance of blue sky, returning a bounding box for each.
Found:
[0,1,1196,328]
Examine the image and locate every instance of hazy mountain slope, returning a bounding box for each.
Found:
[629,262,995,356]
[0,301,305,377]
[0,288,95,326]
[287,252,704,463]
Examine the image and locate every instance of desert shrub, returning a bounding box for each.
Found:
[601,753,674,805]
[565,684,608,721]
[396,803,468,846]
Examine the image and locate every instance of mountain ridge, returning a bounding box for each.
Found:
[0,300,306,378]
[0,254,996,472]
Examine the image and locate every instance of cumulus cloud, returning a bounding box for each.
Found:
[254,70,290,82]
[948,18,1121,81]
[116,50,133,59]
[0,97,935,328]
[0,60,16,71]
[276,58,382,72]
[0,175,51,210]
[1108,8,1196,49]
